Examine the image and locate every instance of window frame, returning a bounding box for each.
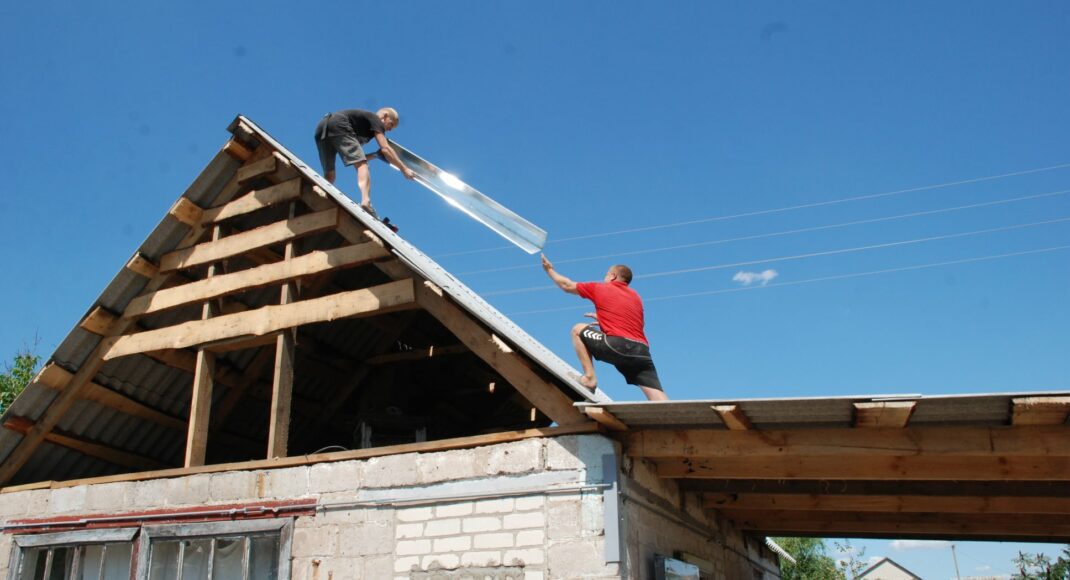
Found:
[7,527,138,580]
[133,518,293,580]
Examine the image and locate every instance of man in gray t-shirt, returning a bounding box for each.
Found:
[315,107,414,215]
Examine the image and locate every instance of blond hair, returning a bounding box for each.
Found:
[378,107,400,125]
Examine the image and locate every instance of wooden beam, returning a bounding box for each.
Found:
[201,178,302,224]
[583,407,629,432]
[364,344,468,365]
[414,282,587,426]
[720,509,1070,539]
[185,224,223,468]
[654,455,1069,481]
[222,139,253,162]
[3,416,166,472]
[625,425,1070,459]
[159,208,340,273]
[79,306,119,337]
[267,203,298,460]
[853,401,916,428]
[235,152,280,183]
[168,197,204,227]
[124,242,389,318]
[126,253,159,279]
[104,279,416,360]
[711,405,753,430]
[1012,396,1070,426]
[202,333,281,354]
[702,492,1070,515]
[37,364,187,432]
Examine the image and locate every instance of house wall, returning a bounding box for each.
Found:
[0,434,777,580]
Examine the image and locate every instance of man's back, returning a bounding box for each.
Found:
[576,281,648,345]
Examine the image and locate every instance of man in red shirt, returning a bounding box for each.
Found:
[541,254,668,401]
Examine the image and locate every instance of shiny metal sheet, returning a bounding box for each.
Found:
[378,140,547,254]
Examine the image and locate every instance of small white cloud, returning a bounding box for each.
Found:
[976,565,992,572]
[733,269,779,286]
[890,539,951,551]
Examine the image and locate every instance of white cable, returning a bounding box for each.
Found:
[505,245,1070,316]
[458,188,1070,276]
[485,216,1070,297]
[435,162,1070,258]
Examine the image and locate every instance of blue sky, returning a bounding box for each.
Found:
[1,2,1067,577]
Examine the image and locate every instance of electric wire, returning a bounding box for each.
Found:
[458,188,1070,276]
[484,216,1070,296]
[504,245,1070,316]
[435,161,1070,258]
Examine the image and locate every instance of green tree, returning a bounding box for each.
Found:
[834,540,868,579]
[0,345,41,415]
[773,537,845,580]
[1012,545,1070,579]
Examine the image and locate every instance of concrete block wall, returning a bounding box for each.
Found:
[0,434,624,580]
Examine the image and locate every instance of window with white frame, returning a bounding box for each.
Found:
[9,519,292,580]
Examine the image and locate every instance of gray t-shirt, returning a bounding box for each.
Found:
[324,109,384,143]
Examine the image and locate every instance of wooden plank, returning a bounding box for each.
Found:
[79,306,119,337]
[720,509,1070,539]
[625,425,1070,459]
[1012,396,1070,426]
[235,152,279,183]
[41,423,601,491]
[654,455,1070,481]
[414,282,587,426]
[201,178,302,224]
[583,407,629,432]
[202,332,281,353]
[126,253,159,279]
[168,197,204,227]
[124,242,389,318]
[222,139,253,161]
[711,405,753,430]
[3,416,166,471]
[104,279,417,360]
[702,492,1070,515]
[159,208,340,273]
[184,349,214,468]
[268,205,298,460]
[37,364,187,432]
[853,401,916,428]
[364,344,468,365]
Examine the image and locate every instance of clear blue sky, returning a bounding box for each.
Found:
[1,2,1067,577]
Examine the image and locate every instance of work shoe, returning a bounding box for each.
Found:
[362,203,378,219]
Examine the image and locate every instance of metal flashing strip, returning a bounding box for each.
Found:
[377,140,547,254]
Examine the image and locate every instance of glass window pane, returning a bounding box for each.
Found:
[210,538,243,580]
[17,547,45,580]
[47,547,73,580]
[249,535,279,580]
[79,545,104,580]
[149,541,180,580]
[180,539,211,580]
[101,543,133,580]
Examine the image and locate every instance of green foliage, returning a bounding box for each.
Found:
[1013,545,1070,579]
[773,537,846,580]
[0,346,41,415]
[834,540,868,579]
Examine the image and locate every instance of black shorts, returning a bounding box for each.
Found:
[579,324,663,391]
[314,116,368,173]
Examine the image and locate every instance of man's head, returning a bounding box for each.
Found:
[378,107,400,131]
[604,264,633,284]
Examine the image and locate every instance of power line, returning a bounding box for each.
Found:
[505,245,1070,316]
[435,161,1070,258]
[458,188,1070,276]
[484,216,1070,296]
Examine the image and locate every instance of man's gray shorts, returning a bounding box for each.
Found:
[315,117,367,174]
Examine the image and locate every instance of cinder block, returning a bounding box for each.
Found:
[503,511,545,530]
[363,453,419,488]
[422,553,460,570]
[424,518,461,536]
[581,492,604,534]
[435,501,474,518]
[476,439,542,475]
[545,434,616,478]
[396,539,432,556]
[432,536,471,553]
[309,460,362,494]
[547,500,581,540]
[394,556,420,573]
[516,530,545,547]
[85,482,129,512]
[461,516,502,533]
[459,550,501,567]
[504,548,545,565]
[514,496,545,511]
[396,522,424,539]
[547,539,617,577]
[474,497,514,514]
[417,449,480,484]
[261,466,309,499]
[364,555,394,580]
[128,478,171,508]
[49,485,86,513]
[324,558,363,580]
[473,532,514,549]
[209,470,257,502]
[397,507,434,522]
[290,525,338,557]
[164,474,211,506]
[524,571,545,580]
[338,521,394,556]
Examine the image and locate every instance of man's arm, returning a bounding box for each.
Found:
[374,133,416,180]
[541,254,579,295]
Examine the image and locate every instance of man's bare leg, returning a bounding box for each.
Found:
[570,323,598,390]
[325,169,336,184]
[639,386,669,401]
[355,161,372,208]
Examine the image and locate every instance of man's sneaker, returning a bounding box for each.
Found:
[362,203,378,219]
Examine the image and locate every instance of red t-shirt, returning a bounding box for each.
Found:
[576,281,648,345]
